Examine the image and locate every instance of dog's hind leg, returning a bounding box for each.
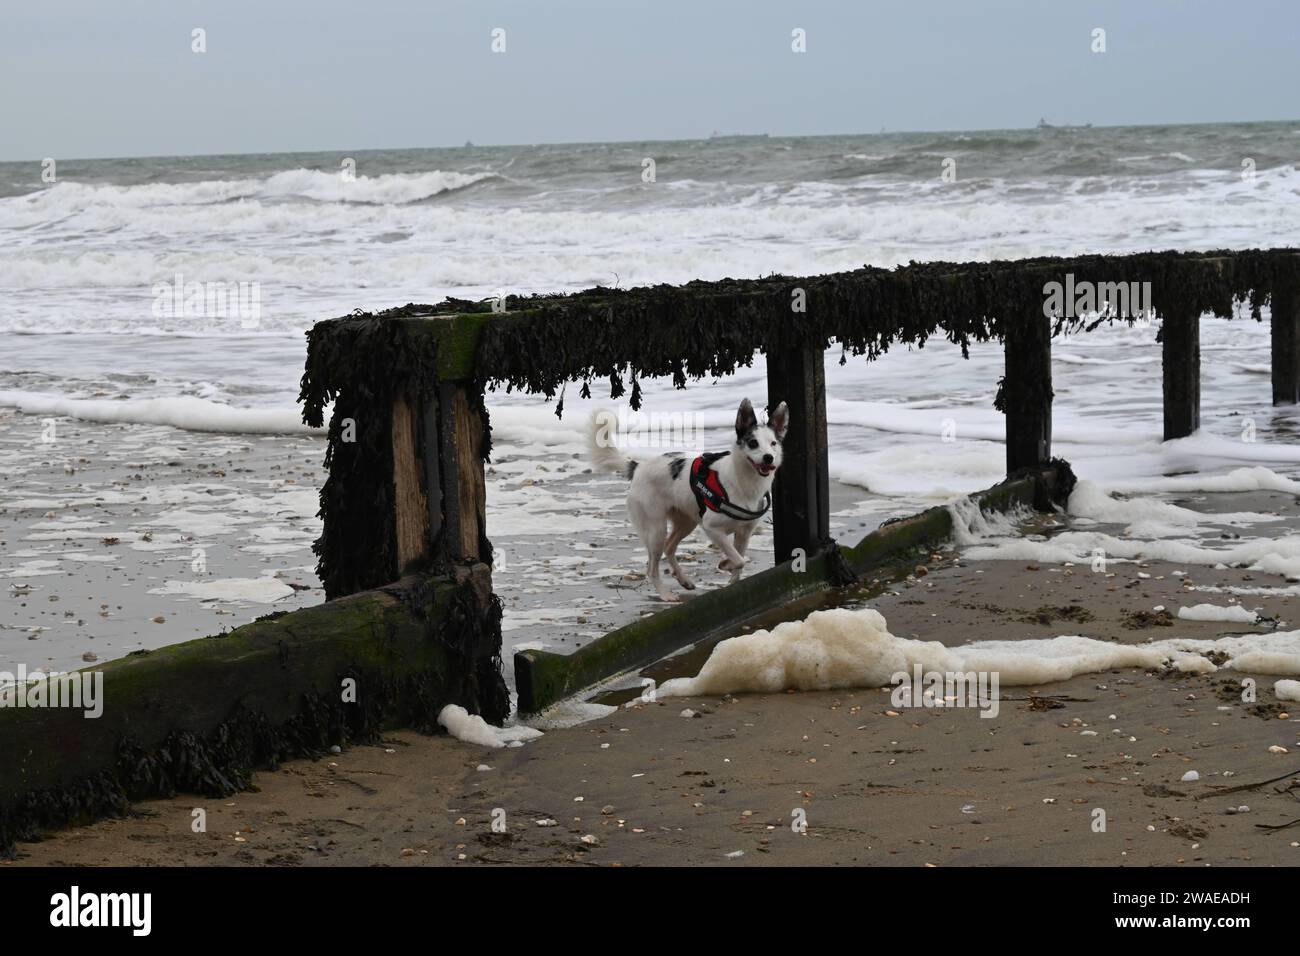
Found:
[663,515,698,591]
[630,499,676,602]
[645,521,678,601]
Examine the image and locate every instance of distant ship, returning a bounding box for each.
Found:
[708,131,770,142]
[1036,118,1093,130]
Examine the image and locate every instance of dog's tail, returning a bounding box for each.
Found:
[588,409,637,480]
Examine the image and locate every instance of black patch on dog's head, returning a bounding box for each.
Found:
[668,457,687,480]
[734,398,758,443]
[768,401,789,442]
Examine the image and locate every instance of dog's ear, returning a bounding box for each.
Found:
[769,401,789,441]
[735,398,758,440]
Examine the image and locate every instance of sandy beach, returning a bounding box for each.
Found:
[9,489,1300,867]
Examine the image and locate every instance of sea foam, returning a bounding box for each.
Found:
[656,607,1300,699]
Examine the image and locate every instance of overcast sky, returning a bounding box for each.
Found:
[2,0,1296,160]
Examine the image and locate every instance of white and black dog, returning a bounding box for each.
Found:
[589,398,789,602]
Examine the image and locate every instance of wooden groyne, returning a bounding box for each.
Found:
[0,570,506,853]
[2,247,1298,853]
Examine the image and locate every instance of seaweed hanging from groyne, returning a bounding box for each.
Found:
[304,248,1297,418]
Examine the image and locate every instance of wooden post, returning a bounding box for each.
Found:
[1272,281,1300,406]
[1003,309,1053,473]
[387,381,488,575]
[391,394,430,572]
[435,382,488,564]
[766,342,830,565]
[1162,307,1201,439]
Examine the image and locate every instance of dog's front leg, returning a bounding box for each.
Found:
[729,524,755,582]
[702,524,746,582]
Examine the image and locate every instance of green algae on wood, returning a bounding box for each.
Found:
[304,249,1298,420]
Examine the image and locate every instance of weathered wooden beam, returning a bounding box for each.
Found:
[391,394,430,572]
[1162,307,1201,439]
[1003,311,1053,473]
[0,569,510,855]
[766,342,830,564]
[376,378,489,578]
[421,389,445,552]
[1272,281,1300,406]
[320,251,1299,388]
[435,383,488,564]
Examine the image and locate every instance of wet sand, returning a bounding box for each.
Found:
[0,411,327,676]
[9,535,1300,866]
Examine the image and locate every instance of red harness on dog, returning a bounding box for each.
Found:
[689,453,772,521]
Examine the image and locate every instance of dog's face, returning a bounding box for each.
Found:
[734,398,789,478]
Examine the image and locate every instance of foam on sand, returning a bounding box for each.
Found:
[1102,465,1300,498]
[148,576,296,604]
[947,480,1300,581]
[437,705,545,748]
[524,699,618,731]
[656,607,1300,699]
[1275,680,1300,703]
[1067,479,1280,532]
[1178,603,1259,624]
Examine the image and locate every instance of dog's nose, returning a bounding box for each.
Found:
[762,454,774,465]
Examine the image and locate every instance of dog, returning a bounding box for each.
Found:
[588,398,788,602]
